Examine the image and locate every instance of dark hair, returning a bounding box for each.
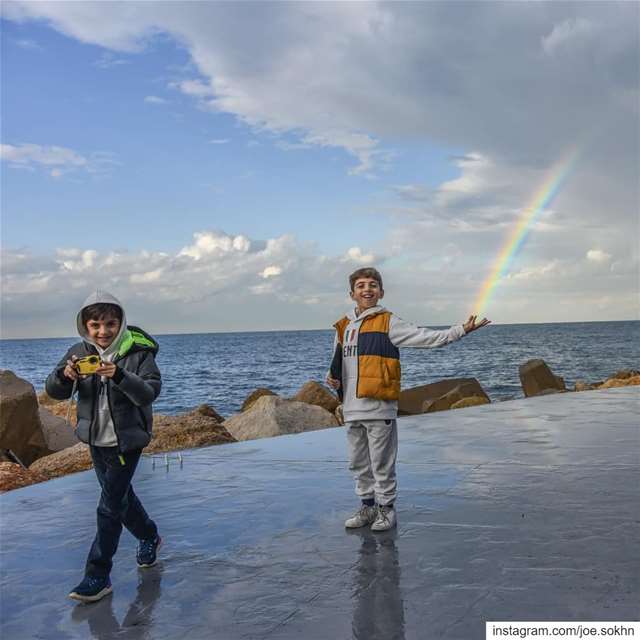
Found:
[349,267,383,292]
[81,303,122,325]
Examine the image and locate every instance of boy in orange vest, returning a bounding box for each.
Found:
[327,267,489,531]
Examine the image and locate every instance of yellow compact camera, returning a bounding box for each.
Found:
[75,355,102,375]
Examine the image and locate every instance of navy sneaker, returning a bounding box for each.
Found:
[137,535,162,568]
[68,575,112,603]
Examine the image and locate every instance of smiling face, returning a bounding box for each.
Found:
[350,277,384,314]
[85,314,121,349]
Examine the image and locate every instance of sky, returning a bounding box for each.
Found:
[1,1,638,339]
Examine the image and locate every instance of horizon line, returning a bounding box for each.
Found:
[1,318,638,342]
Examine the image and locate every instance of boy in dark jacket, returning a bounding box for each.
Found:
[46,290,162,603]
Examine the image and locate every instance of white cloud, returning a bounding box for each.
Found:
[344,247,375,264]
[8,2,636,178]
[144,95,167,105]
[587,249,612,264]
[208,138,229,145]
[0,143,118,177]
[542,18,597,56]
[178,231,251,260]
[261,266,282,279]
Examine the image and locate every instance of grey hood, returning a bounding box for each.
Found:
[347,305,388,322]
[76,289,128,358]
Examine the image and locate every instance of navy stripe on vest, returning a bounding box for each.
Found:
[358,332,400,359]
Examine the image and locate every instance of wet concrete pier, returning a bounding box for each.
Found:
[1,387,638,639]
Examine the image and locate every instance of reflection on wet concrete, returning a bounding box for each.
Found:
[70,567,162,640]
[350,529,405,640]
[1,387,638,639]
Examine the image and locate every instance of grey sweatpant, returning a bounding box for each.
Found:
[346,419,398,506]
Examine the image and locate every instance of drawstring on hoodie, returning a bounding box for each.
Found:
[65,379,78,426]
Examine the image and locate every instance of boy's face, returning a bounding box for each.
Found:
[85,315,121,349]
[350,277,384,312]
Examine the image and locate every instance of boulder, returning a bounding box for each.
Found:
[38,407,77,451]
[241,388,277,412]
[518,360,566,397]
[29,442,92,480]
[335,404,345,426]
[609,369,640,381]
[599,375,640,389]
[422,382,492,413]
[223,395,338,441]
[37,392,76,425]
[0,370,51,466]
[293,381,340,414]
[0,462,49,493]
[194,404,224,423]
[451,396,491,410]
[399,378,489,415]
[148,410,235,452]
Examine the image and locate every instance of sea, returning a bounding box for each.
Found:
[1,321,638,417]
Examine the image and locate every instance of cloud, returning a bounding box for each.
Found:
[0,143,118,178]
[14,38,42,51]
[0,230,389,337]
[587,249,612,264]
[7,2,636,178]
[144,95,168,104]
[208,138,229,145]
[261,266,282,279]
[94,51,129,69]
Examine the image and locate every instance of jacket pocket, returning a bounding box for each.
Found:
[75,418,91,444]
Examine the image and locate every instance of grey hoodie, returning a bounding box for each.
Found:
[332,306,465,422]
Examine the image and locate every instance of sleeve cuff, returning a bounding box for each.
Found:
[112,366,125,384]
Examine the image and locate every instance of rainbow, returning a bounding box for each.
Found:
[473,146,581,316]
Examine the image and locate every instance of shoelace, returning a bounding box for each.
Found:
[86,576,107,588]
[139,539,156,556]
[376,507,390,525]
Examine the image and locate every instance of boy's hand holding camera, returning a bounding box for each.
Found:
[63,355,118,380]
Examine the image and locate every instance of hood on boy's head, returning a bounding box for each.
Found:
[76,289,128,352]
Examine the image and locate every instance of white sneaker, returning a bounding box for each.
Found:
[371,505,397,531]
[344,504,377,529]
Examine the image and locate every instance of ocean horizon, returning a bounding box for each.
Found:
[1,320,638,417]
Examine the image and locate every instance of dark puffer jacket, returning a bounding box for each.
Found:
[45,326,161,452]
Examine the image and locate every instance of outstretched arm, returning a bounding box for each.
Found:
[462,315,491,334]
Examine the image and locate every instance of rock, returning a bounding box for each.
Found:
[224,395,338,441]
[293,381,340,414]
[335,404,345,426]
[37,391,76,425]
[399,378,489,415]
[148,410,235,452]
[599,375,640,389]
[29,442,92,480]
[575,380,598,392]
[609,369,640,381]
[518,360,566,397]
[422,382,492,413]
[241,388,277,412]
[194,404,224,422]
[0,462,49,493]
[25,409,237,486]
[451,396,491,410]
[0,370,51,466]
[38,407,77,451]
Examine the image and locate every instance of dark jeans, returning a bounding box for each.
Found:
[85,446,157,578]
